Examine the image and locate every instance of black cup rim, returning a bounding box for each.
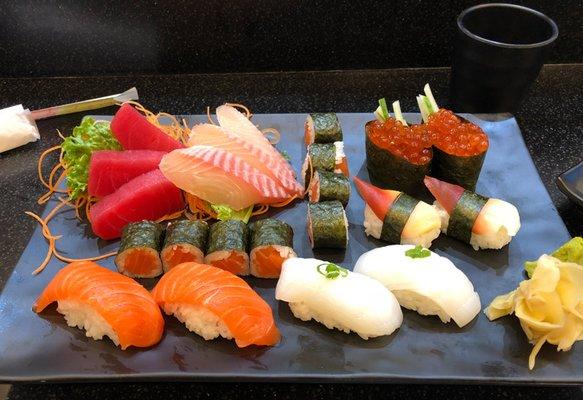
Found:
[457,3,559,49]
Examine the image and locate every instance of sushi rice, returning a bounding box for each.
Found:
[276,257,403,339]
[58,300,120,346]
[354,245,481,327]
[434,199,520,251]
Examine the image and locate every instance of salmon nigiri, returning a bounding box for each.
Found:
[160,145,289,210]
[33,261,164,349]
[424,176,520,250]
[151,262,280,347]
[187,123,303,196]
[354,176,441,248]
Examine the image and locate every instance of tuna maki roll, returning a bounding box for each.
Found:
[205,220,249,275]
[304,113,343,144]
[308,170,351,206]
[161,220,209,272]
[417,84,489,191]
[307,201,348,249]
[302,142,349,188]
[115,220,164,278]
[354,177,441,248]
[249,218,296,278]
[424,176,520,250]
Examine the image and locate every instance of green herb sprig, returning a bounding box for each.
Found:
[316,262,348,280]
[405,245,431,259]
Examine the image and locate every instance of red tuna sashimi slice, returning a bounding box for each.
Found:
[187,124,303,196]
[353,176,401,220]
[216,105,298,180]
[160,145,289,211]
[88,150,166,198]
[90,169,185,240]
[423,175,465,214]
[110,104,184,152]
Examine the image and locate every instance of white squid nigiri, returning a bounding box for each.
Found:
[354,245,481,327]
[275,257,403,339]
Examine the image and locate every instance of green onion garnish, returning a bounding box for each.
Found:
[405,245,431,259]
[379,98,390,120]
[316,262,349,279]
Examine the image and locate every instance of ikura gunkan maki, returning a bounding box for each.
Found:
[204,220,250,276]
[417,84,489,191]
[115,221,164,278]
[354,177,441,248]
[424,176,521,250]
[249,218,296,278]
[308,170,351,207]
[304,113,343,145]
[302,142,349,188]
[307,201,348,249]
[161,220,209,272]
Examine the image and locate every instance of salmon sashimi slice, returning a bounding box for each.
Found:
[354,176,401,220]
[151,262,280,347]
[160,145,289,211]
[216,105,298,179]
[205,251,250,276]
[33,261,164,349]
[250,246,296,278]
[188,124,303,196]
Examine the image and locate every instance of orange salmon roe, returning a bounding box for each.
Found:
[367,119,432,165]
[427,109,489,156]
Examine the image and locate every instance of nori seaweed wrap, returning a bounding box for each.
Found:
[115,220,164,278]
[307,201,348,249]
[249,218,296,278]
[365,120,432,194]
[302,142,349,188]
[161,220,209,272]
[447,191,489,244]
[305,113,343,144]
[204,220,250,276]
[308,170,351,206]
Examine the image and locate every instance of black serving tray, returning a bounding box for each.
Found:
[0,113,577,384]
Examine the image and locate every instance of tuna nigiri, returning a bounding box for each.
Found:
[354,177,441,248]
[151,262,280,347]
[159,145,289,211]
[88,150,166,197]
[188,123,303,196]
[110,104,184,152]
[90,169,185,240]
[33,261,164,349]
[424,176,520,250]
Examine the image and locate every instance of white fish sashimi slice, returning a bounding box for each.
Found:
[188,124,303,195]
[216,105,299,180]
[160,145,289,210]
[354,245,481,328]
[275,258,403,339]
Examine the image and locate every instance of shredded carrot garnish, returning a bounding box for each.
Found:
[37,145,62,190]
[252,204,270,216]
[156,210,185,223]
[269,195,299,208]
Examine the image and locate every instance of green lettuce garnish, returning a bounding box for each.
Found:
[525,237,583,278]
[211,204,253,223]
[62,118,121,199]
[405,245,431,259]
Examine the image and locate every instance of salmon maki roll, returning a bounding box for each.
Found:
[161,220,209,272]
[307,201,348,249]
[204,220,249,275]
[151,262,280,347]
[249,218,296,278]
[115,221,164,278]
[304,113,343,145]
[308,170,350,207]
[302,142,349,188]
[33,261,164,349]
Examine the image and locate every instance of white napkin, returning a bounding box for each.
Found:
[0,105,40,153]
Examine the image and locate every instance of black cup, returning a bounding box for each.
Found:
[450,3,558,113]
